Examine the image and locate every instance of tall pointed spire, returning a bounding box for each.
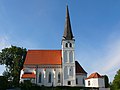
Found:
[63,5,74,40]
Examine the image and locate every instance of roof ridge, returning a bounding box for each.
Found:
[86,72,102,79]
[28,49,62,51]
[75,61,87,74]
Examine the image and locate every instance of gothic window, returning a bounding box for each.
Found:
[64,67,68,79]
[64,51,67,62]
[70,43,72,47]
[69,51,73,62]
[70,67,73,76]
[83,78,85,85]
[58,72,60,83]
[65,43,68,47]
[48,72,51,83]
[39,72,42,83]
[88,81,90,86]
[69,68,71,76]
[76,78,78,84]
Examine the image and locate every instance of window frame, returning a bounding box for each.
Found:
[58,72,60,83]
[65,43,68,47]
[76,78,78,84]
[88,81,90,86]
[68,81,71,85]
[83,78,85,85]
[69,43,72,47]
[39,72,42,83]
[48,72,52,83]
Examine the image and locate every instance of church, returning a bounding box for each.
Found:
[20,6,87,87]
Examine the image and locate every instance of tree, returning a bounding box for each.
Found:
[0,76,8,90]
[111,69,120,89]
[0,45,27,87]
[103,75,109,88]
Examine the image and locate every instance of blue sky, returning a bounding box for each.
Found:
[0,0,120,82]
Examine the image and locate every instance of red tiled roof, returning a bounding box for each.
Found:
[75,61,87,74]
[86,72,102,79]
[22,73,36,78]
[24,50,62,65]
[24,50,87,75]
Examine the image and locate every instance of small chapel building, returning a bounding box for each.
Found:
[85,72,105,88]
[20,6,87,87]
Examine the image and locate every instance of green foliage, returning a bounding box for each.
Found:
[20,80,32,90]
[0,76,8,90]
[103,75,110,88]
[111,69,120,89]
[0,45,27,87]
[19,85,91,90]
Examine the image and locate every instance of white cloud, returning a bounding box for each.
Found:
[0,35,10,51]
[98,22,120,81]
[99,38,120,79]
[0,35,10,75]
[78,30,120,82]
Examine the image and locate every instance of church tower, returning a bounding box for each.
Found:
[62,6,76,86]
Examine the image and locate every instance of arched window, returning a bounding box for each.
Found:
[65,43,68,47]
[83,78,85,85]
[68,81,71,85]
[64,51,67,62]
[70,43,72,47]
[64,67,68,79]
[58,72,60,83]
[76,78,78,84]
[39,72,42,83]
[88,81,90,86]
[69,51,73,62]
[48,72,51,83]
[69,67,73,76]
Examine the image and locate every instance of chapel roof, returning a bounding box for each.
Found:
[24,50,62,65]
[86,72,102,79]
[24,50,87,75]
[75,61,87,74]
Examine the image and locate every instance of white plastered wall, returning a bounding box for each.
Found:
[36,68,62,86]
[76,74,87,87]
[62,40,76,86]
[85,78,105,88]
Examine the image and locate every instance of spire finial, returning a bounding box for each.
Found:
[63,5,74,40]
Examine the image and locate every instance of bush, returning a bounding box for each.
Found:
[0,76,8,90]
